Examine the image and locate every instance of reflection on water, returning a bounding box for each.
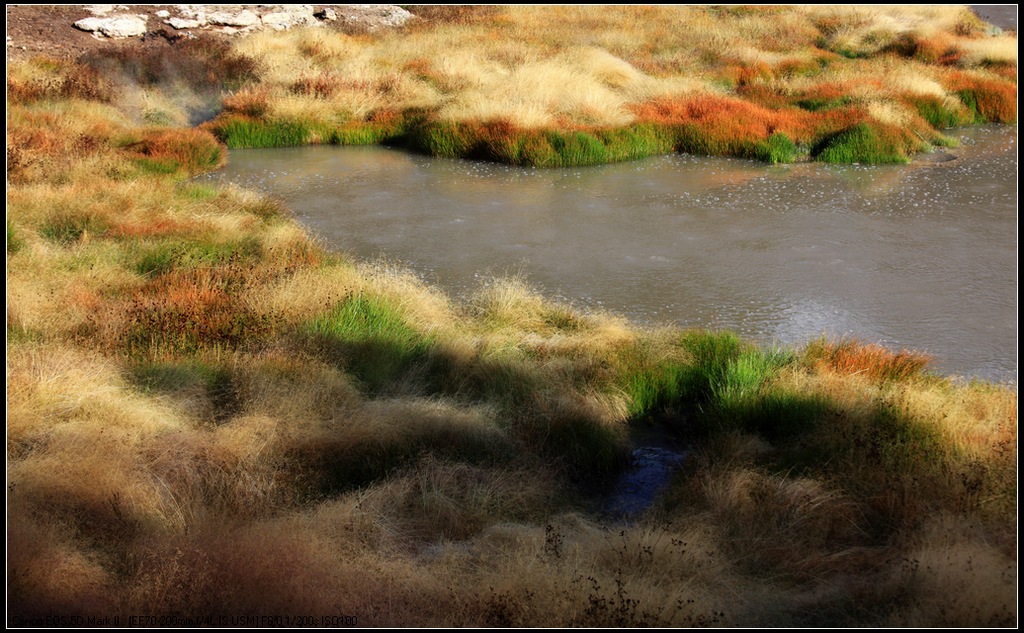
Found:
[200,125,1017,383]
[971,5,1017,31]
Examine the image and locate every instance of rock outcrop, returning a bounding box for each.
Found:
[71,5,414,40]
[74,14,149,38]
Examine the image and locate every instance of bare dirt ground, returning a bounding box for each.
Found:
[6,5,125,62]
[5,5,415,64]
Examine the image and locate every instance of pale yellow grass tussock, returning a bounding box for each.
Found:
[867,99,916,126]
[234,12,716,128]
[887,69,951,97]
[881,514,1017,626]
[245,261,358,322]
[359,397,504,444]
[959,34,1019,66]
[885,379,1017,457]
[472,275,549,330]
[356,258,458,332]
[232,352,363,425]
[6,342,185,441]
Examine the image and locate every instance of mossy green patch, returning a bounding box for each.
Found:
[130,236,264,277]
[132,156,182,175]
[176,183,220,201]
[794,96,853,112]
[7,219,26,254]
[39,209,110,245]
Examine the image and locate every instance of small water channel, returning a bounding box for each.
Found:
[600,446,688,522]
[200,125,1017,384]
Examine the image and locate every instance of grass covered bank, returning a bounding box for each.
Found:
[201,5,1017,166]
[6,6,1018,627]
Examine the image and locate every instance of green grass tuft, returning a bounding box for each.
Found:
[754,132,798,164]
[130,237,263,277]
[619,356,692,419]
[812,122,918,164]
[405,120,477,158]
[794,96,853,112]
[723,388,827,439]
[703,348,818,436]
[405,120,678,167]
[208,114,409,149]
[39,209,109,245]
[208,116,312,149]
[305,294,431,394]
[132,156,181,175]
[7,220,26,254]
[907,95,973,128]
[714,349,788,410]
[676,330,744,401]
[176,183,220,201]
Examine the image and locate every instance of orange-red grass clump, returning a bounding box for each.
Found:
[122,128,226,175]
[631,94,863,154]
[942,70,1018,123]
[804,337,933,383]
[106,218,205,239]
[88,267,280,355]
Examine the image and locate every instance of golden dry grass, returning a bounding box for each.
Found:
[216,5,1013,143]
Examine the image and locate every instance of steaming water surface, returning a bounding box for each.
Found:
[201,125,1017,383]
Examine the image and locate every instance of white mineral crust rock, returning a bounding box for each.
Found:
[207,9,260,28]
[74,15,148,38]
